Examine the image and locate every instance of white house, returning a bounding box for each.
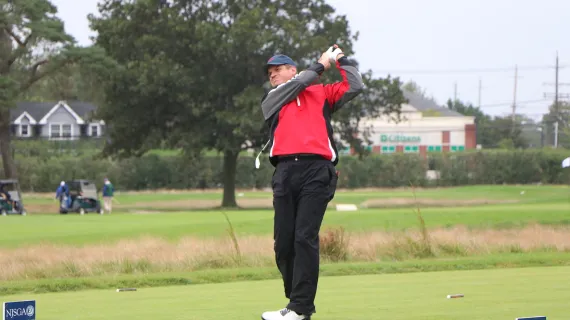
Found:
[10,101,105,140]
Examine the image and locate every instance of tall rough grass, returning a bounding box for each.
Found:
[1,224,570,281]
[319,226,350,262]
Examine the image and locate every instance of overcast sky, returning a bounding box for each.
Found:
[51,0,569,121]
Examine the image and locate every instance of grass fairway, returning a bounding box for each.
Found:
[0,185,568,248]
[2,266,567,319]
[21,184,570,211]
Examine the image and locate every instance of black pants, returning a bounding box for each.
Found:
[271,157,338,316]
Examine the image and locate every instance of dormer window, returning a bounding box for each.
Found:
[20,124,30,137]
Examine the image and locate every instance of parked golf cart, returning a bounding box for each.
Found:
[0,179,26,216]
[60,180,103,215]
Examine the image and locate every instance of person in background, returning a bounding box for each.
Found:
[102,178,114,213]
[0,183,12,206]
[55,181,70,209]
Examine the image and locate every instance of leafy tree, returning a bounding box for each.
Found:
[487,116,528,149]
[89,0,405,207]
[401,80,435,101]
[21,62,105,103]
[447,99,492,146]
[0,0,108,178]
[447,98,530,148]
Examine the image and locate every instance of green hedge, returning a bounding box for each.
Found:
[6,149,570,192]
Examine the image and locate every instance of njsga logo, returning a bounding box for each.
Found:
[26,305,35,317]
[5,305,34,318]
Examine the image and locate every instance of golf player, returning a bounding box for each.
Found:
[259,45,364,320]
[102,178,114,213]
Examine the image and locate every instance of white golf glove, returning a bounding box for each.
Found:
[326,45,343,63]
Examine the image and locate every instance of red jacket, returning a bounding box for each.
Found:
[260,57,364,167]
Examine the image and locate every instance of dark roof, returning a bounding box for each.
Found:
[11,101,98,122]
[66,101,98,119]
[403,91,464,117]
[0,179,19,184]
[11,102,52,122]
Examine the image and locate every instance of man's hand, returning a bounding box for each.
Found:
[326,44,344,63]
[318,51,331,70]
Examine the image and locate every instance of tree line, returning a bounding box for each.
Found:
[1,0,408,206]
[2,0,568,207]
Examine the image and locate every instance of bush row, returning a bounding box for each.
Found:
[6,149,570,192]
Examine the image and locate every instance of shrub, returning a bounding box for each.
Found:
[1,148,568,192]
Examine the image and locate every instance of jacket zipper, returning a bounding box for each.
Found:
[255,96,300,169]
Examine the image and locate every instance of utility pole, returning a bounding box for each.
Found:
[478,78,482,108]
[511,65,518,121]
[555,52,559,116]
[543,52,570,147]
[511,65,521,134]
[539,127,544,148]
[454,82,457,102]
[554,121,559,148]
[554,54,559,148]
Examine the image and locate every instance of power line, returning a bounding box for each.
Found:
[371,65,567,75]
[451,99,549,108]
[363,124,550,135]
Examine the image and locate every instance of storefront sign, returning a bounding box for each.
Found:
[380,134,421,143]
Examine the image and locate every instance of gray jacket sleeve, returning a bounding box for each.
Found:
[261,63,325,120]
[326,57,365,112]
